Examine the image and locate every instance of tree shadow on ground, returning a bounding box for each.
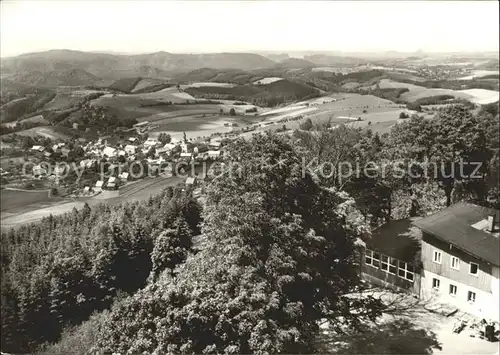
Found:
[316,318,442,354]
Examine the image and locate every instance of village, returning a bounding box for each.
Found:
[3,126,231,199]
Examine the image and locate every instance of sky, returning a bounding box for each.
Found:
[1,0,499,57]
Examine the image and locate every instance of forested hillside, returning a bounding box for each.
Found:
[1,188,201,353]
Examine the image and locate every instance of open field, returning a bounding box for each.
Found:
[90,95,189,120]
[458,89,500,105]
[377,78,499,104]
[457,70,499,80]
[2,126,75,140]
[311,67,349,73]
[258,104,310,117]
[2,114,49,128]
[1,200,86,231]
[91,88,197,117]
[149,114,256,141]
[136,87,196,102]
[377,79,479,103]
[0,175,183,231]
[262,107,318,123]
[253,77,283,85]
[141,105,223,123]
[242,93,411,135]
[184,82,237,88]
[43,88,104,111]
[0,188,54,211]
[131,78,170,92]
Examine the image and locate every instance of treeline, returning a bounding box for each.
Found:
[108,77,142,93]
[0,90,56,123]
[185,79,321,108]
[0,187,202,353]
[396,77,499,91]
[77,104,137,132]
[415,95,475,108]
[293,104,499,223]
[365,87,409,103]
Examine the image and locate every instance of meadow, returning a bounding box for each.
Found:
[0,188,54,212]
[377,78,499,104]
[2,126,75,140]
[2,114,49,128]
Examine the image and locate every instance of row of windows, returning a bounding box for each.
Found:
[432,250,479,276]
[365,249,415,282]
[432,278,476,302]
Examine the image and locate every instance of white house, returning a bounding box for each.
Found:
[186,176,197,186]
[31,145,45,152]
[118,172,129,182]
[180,152,193,160]
[106,176,117,189]
[144,138,160,148]
[94,180,104,192]
[208,150,221,159]
[103,147,117,158]
[33,164,47,177]
[163,143,179,151]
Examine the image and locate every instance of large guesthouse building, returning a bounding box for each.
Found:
[361,202,499,322]
[414,202,499,322]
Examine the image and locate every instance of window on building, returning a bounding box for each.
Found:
[467,291,476,303]
[365,249,381,269]
[449,284,457,296]
[365,250,373,266]
[381,255,389,272]
[398,261,415,282]
[389,257,397,275]
[372,252,381,268]
[469,262,479,276]
[398,261,406,278]
[433,250,442,264]
[451,256,460,270]
[432,278,440,289]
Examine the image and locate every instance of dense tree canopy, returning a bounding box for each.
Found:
[1,189,201,353]
[90,134,383,354]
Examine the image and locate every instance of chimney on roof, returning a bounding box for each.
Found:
[487,214,496,232]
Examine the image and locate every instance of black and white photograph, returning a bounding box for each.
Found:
[0,1,499,354]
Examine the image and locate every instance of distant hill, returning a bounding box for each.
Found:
[304,54,369,67]
[173,68,268,86]
[7,68,103,87]
[264,53,290,62]
[275,58,316,69]
[1,50,277,85]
